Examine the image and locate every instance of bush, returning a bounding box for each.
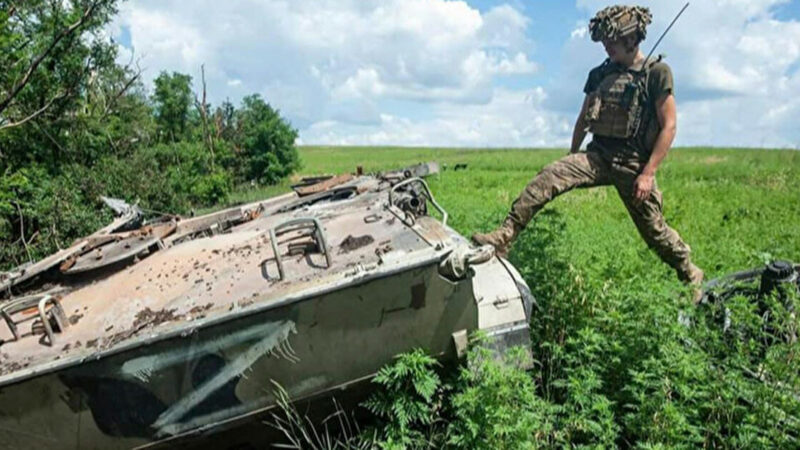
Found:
[0,142,232,270]
[0,166,110,269]
[236,95,300,184]
[364,344,560,449]
[364,349,444,448]
[447,345,558,449]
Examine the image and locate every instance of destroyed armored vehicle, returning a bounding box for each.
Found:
[0,163,533,449]
[701,260,799,338]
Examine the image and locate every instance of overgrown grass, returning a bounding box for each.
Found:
[251,146,799,447]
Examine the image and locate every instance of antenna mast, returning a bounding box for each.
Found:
[643,2,690,66]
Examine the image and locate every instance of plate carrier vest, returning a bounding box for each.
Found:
[584,56,662,140]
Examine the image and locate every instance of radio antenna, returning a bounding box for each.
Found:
[643,2,690,67]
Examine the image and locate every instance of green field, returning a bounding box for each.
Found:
[257,146,800,447]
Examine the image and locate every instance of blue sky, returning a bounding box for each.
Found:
[112,0,800,148]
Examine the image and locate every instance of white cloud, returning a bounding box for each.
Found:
[113,1,800,148]
[570,26,587,39]
[301,87,570,147]
[113,0,539,139]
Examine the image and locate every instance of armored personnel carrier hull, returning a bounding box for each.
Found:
[0,165,532,449]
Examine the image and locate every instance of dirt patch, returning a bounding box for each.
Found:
[68,313,84,325]
[99,307,178,351]
[132,307,179,329]
[237,298,254,308]
[189,303,214,315]
[1,360,28,375]
[339,234,375,253]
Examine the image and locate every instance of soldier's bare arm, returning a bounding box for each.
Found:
[570,95,591,154]
[633,93,677,203]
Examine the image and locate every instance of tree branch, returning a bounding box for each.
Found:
[194,64,215,168]
[0,92,63,130]
[101,67,142,119]
[105,129,119,153]
[33,120,65,156]
[0,0,106,116]
[12,201,33,264]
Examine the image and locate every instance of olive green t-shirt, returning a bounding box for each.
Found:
[583,58,674,162]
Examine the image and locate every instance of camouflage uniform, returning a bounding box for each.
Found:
[474,5,702,285]
[502,150,697,282]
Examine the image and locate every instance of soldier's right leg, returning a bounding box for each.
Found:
[473,152,610,257]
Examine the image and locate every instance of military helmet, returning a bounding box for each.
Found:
[589,5,652,43]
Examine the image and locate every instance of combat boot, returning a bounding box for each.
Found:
[677,262,705,304]
[471,218,521,259]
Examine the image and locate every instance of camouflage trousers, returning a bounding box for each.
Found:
[507,151,694,279]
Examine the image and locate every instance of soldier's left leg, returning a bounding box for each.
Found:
[612,168,702,284]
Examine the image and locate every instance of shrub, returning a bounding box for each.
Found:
[447,345,558,450]
[0,166,110,269]
[363,349,444,448]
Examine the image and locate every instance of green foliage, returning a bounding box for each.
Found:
[364,349,443,448]
[0,165,110,267]
[152,71,194,142]
[0,0,126,170]
[234,94,300,184]
[447,345,557,449]
[94,142,232,209]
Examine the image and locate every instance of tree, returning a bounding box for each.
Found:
[0,0,125,171]
[151,71,193,143]
[0,0,117,121]
[214,100,237,143]
[235,94,299,184]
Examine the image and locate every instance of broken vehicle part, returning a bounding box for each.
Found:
[0,163,531,449]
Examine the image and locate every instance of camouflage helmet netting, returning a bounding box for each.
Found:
[589,5,652,42]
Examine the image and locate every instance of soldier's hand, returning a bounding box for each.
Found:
[633,174,654,204]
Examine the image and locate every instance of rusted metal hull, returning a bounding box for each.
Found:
[0,257,528,448]
[0,165,532,448]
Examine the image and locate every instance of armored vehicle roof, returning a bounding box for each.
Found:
[0,164,464,385]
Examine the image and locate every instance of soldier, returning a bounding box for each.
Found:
[472,5,704,298]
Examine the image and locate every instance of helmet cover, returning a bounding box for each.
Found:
[589,5,652,42]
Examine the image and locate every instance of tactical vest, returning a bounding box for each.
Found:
[584,57,661,140]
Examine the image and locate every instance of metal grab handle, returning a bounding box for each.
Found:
[0,294,68,346]
[268,217,332,280]
[388,177,448,226]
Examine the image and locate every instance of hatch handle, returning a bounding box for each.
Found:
[269,217,332,280]
[0,294,68,346]
[388,177,448,226]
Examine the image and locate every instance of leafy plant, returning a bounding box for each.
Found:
[447,345,557,450]
[363,349,444,448]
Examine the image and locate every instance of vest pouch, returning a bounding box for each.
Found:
[586,70,642,139]
[621,81,638,109]
[584,92,602,123]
